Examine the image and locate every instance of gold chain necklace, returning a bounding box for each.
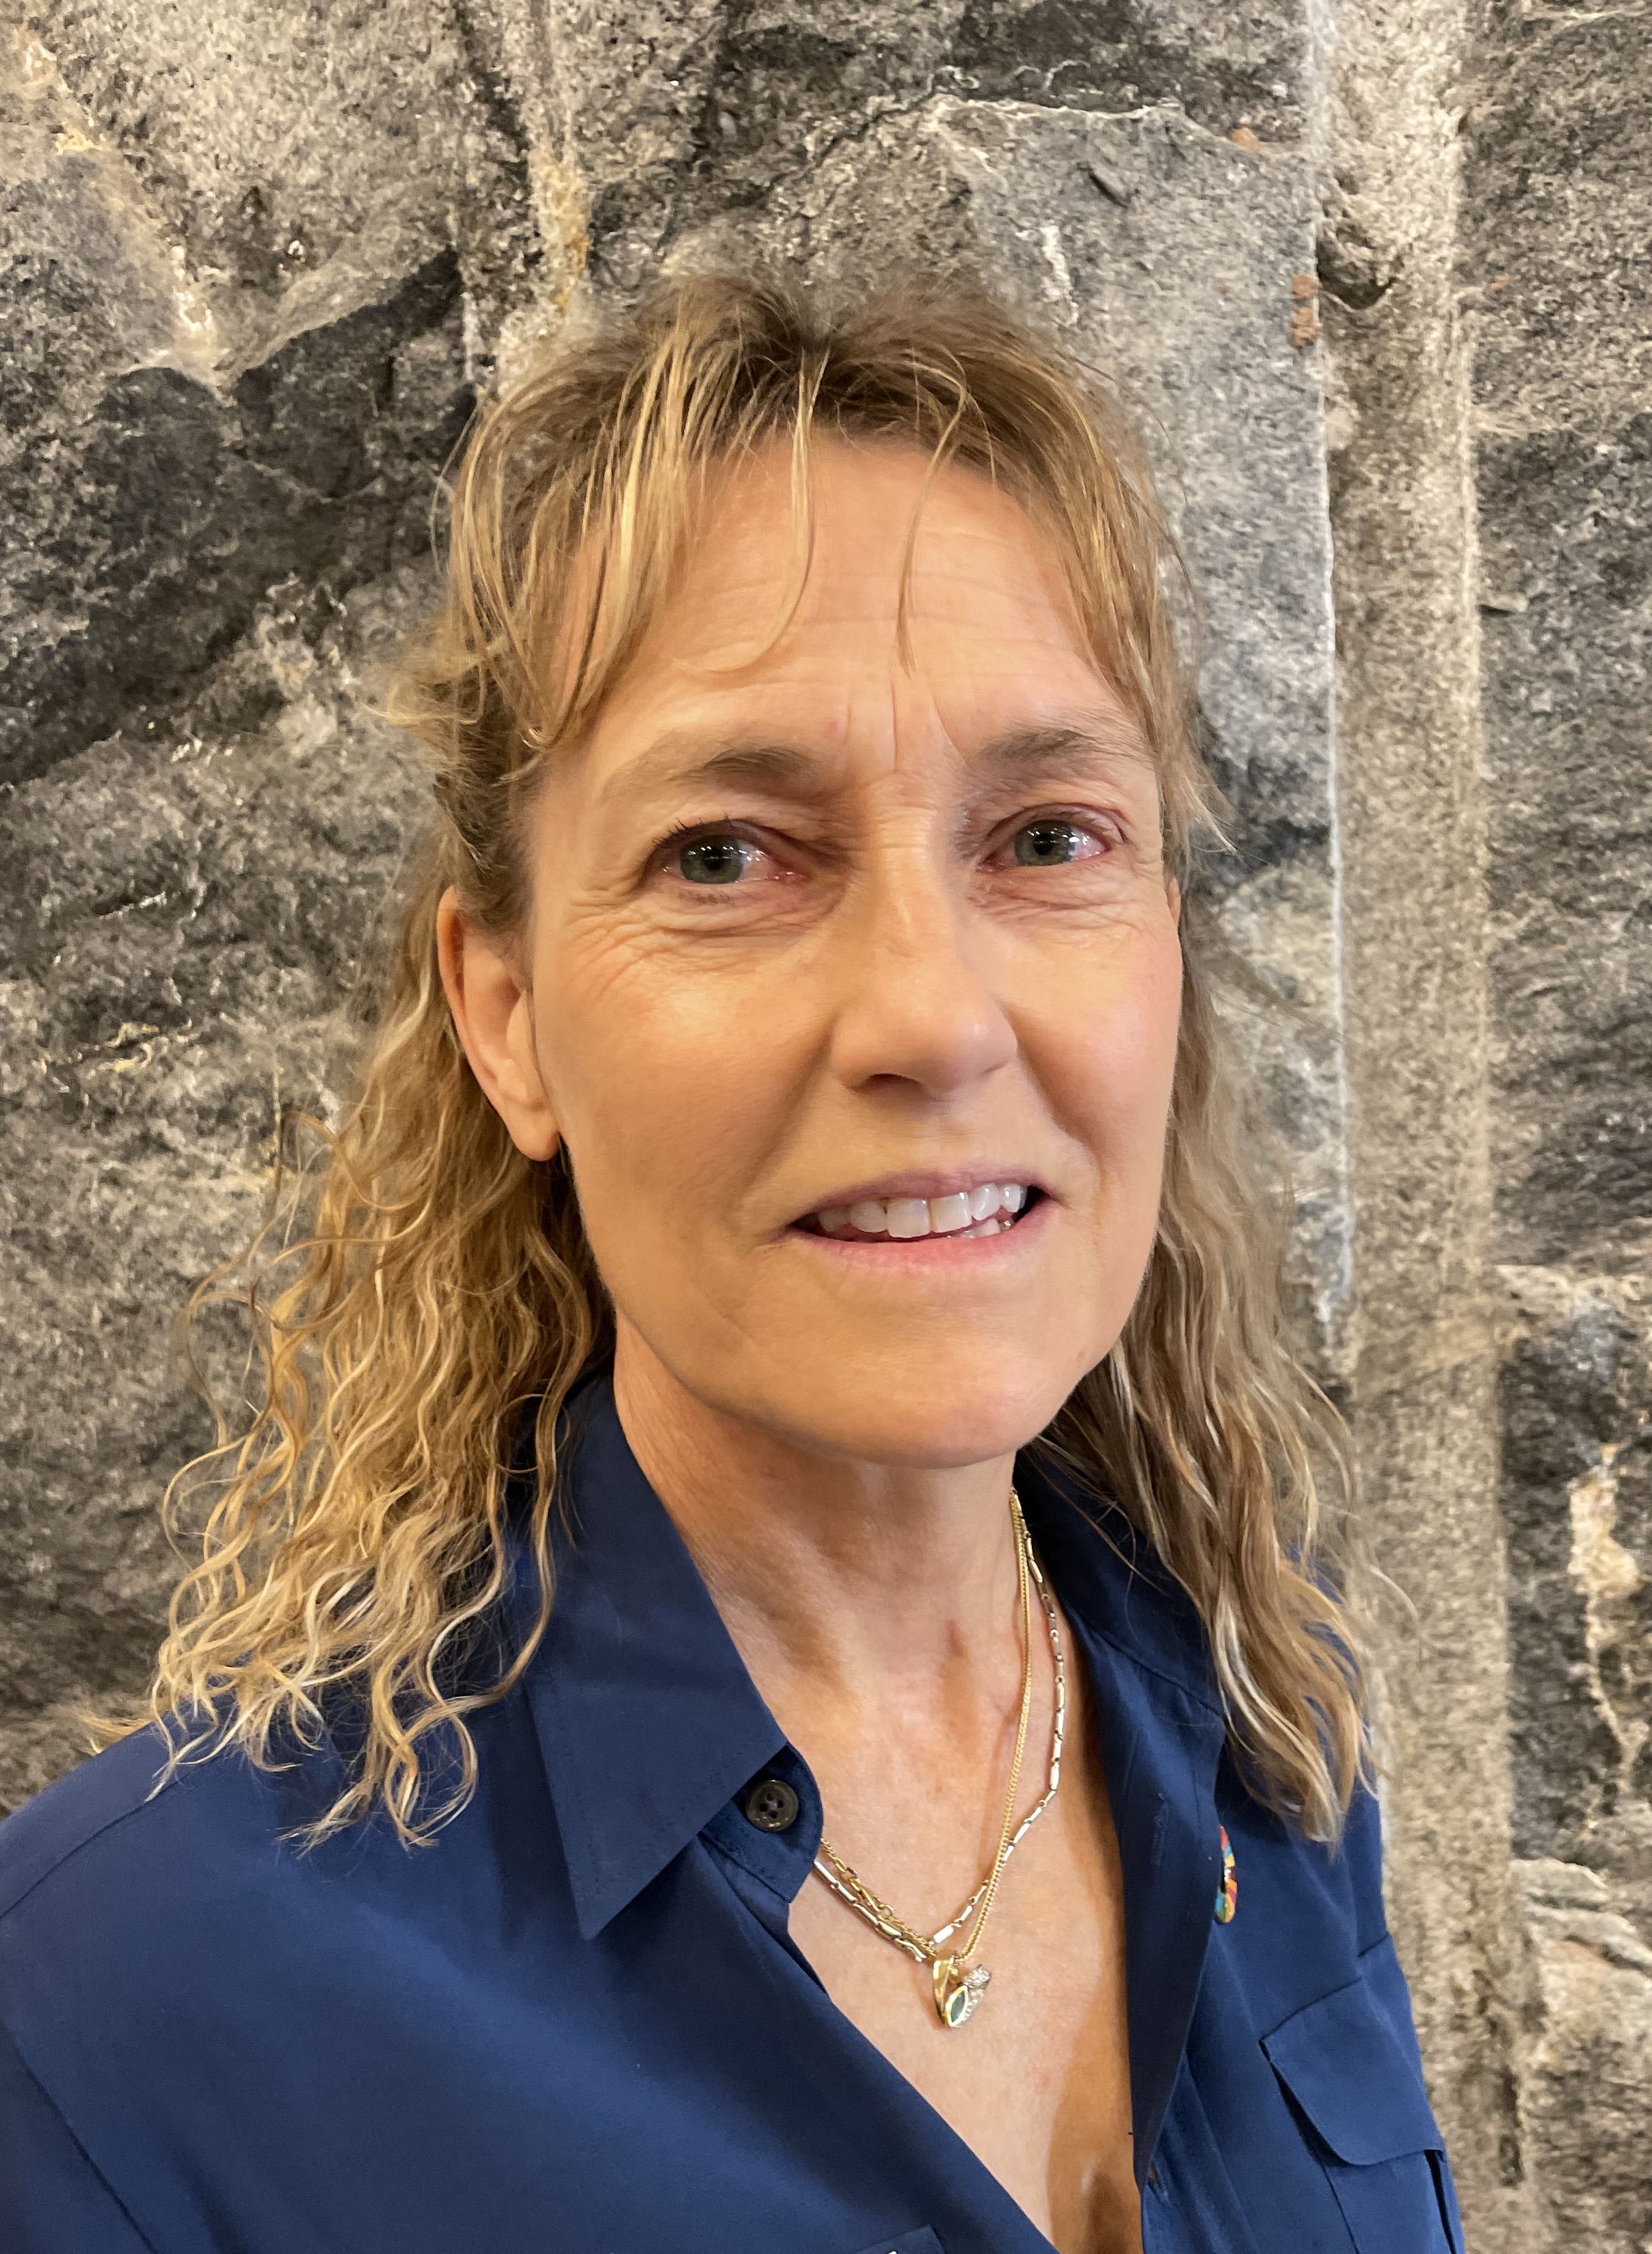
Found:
[811,1488,1066,2028]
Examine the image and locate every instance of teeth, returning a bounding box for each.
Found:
[929,1192,972,1235]
[814,1184,1031,1238]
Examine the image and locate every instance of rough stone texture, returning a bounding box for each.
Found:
[1461,1,1652,2239]
[1,1,1646,2242]
[1316,5,1537,2242]
[1517,1855,1652,2251]
[0,6,521,786]
[0,567,434,1802]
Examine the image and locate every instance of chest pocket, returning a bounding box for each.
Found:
[1262,1943,1464,2254]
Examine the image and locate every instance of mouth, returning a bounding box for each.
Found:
[793,1180,1045,1245]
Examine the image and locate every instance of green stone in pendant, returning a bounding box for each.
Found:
[933,1958,991,2028]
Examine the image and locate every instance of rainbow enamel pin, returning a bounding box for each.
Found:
[1214,1825,1237,1923]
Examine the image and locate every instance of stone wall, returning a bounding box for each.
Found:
[1465,3,1652,2242]
[0,3,1644,2243]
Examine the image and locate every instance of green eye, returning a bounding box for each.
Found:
[677,836,750,885]
[1012,819,1090,867]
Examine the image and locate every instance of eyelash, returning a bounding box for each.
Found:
[648,808,1123,877]
[994,808,1121,856]
[655,817,741,853]
[650,817,766,869]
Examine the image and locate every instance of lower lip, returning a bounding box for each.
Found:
[786,1195,1052,1271]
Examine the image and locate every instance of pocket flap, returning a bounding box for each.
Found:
[1262,1970,1445,2166]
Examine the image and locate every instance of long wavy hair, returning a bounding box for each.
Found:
[99,271,1364,1845]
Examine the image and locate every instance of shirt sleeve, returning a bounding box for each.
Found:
[0,2021,157,2253]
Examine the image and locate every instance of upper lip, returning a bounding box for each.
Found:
[790,1167,1043,1221]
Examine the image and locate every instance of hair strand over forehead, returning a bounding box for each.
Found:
[401,269,1221,934]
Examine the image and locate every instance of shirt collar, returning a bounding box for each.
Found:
[518,1377,788,1939]
[516,1375,1223,1944]
[1012,1444,1224,1719]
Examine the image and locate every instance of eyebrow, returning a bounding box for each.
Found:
[598,710,1154,814]
[971,716,1155,780]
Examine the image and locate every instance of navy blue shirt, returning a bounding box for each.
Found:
[0,1379,1461,2253]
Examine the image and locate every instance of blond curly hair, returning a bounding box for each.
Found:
[100,271,1363,1847]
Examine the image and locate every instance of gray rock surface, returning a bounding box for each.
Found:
[1463,2,1652,2242]
[0,566,434,1801]
[1318,2,1530,2233]
[1,1,1646,2243]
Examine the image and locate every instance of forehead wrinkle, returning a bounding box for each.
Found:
[589,705,1154,822]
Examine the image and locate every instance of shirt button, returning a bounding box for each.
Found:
[743,1777,800,1833]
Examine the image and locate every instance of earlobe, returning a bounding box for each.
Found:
[435,888,561,1162]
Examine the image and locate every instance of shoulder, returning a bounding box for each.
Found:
[0,1725,307,2205]
[0,1685,547,2026]
[0,1717,406,2218]
[0,1722,479,2250]
[0,1728,184,1929]
[0,1721,351,2010]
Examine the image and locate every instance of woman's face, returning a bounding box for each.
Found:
[466,441,1183,1470]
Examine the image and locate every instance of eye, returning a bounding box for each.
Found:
[1006,817,1107,869]
[672,832,759,886]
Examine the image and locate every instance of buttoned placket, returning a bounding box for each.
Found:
[521,1383,1232,2246]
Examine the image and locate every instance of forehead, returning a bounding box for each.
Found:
[574,438,1138,773]
[678,437,1078,639]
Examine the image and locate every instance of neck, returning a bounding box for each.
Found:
[611,1325,1025,1715]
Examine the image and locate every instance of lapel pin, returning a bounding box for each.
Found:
[1214,1825,1237,1923]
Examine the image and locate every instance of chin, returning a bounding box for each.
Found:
[751,1351,1084,1472]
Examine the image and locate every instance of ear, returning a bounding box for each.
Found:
[436,888,561,1162]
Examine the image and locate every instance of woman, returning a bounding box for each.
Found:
[0,275,1462,2254]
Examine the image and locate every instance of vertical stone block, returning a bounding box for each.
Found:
[1463,0,1652,2239]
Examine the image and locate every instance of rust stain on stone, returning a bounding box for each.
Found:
[1289,304,1321,349]
[1289,271,1321,347]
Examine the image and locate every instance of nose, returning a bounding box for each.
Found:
[827,847,1017,1099]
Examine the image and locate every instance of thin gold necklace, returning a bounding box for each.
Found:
[810,1488,1065,2028]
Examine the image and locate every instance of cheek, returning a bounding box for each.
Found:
[1033,923,1184,1181]
[531,925,802,1209]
